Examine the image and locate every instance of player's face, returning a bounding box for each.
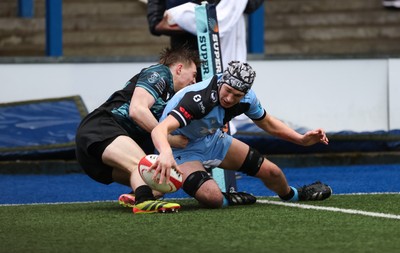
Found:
[219,84,245,108]
[174,62,197,92]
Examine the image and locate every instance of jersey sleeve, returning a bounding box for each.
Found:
[169,91,205,128]
[245,90,267,120]
[136,65,170,101]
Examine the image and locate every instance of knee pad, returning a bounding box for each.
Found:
[183,171,212,197]
[238,147,264,176]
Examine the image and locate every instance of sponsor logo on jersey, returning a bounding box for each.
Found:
[154,79,167,97]
[193,94,202,102]
[210,90,217,103]
[198,101,206,114]
[193,94,206,114]
[179,106,193,120]
[148,72,160,83]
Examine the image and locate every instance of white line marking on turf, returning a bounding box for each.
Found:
[258,200,400,220]
[335,192,400,196]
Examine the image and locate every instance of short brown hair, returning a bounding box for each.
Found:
[159,46,201,68]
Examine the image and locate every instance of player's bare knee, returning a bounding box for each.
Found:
[237,147,264,176]
[183,171,223,208]
[257,162,283,180]
[183,171,212,197]
[267,164,283,178]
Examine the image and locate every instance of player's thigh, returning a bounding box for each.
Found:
[219,138,249,170]
[102,135,146,174]
[179,161,206,180]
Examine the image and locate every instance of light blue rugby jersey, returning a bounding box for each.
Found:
[160,74,266,140]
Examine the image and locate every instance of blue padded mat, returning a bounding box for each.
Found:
[0,96,87,160]
[234,122,400,154]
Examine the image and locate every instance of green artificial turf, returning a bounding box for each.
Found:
[1,194,399,253]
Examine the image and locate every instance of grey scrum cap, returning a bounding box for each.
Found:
[218,61,256,94]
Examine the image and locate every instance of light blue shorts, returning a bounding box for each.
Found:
[172,129,233,167]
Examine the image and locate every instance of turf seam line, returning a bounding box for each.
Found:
[258,200,400,220]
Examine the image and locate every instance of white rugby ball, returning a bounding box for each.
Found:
[138,154,183,193]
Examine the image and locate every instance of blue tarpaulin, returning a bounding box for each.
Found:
[0,96,87,160]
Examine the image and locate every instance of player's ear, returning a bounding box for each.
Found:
[176,63,183,75]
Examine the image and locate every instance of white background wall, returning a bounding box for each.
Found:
[251,59,390,132]
[1,59,399,132]
[389,59,400,130]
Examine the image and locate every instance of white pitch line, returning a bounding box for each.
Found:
[258,200,400,220]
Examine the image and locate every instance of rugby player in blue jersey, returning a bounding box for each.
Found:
[75,47,200,214]
[151,61,332,208]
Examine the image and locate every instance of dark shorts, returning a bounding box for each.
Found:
[75,109,154,184]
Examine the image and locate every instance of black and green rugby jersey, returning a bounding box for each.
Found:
[99,64,175,135]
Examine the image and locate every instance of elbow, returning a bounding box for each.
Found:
[151,126,157,137]
[129,104,146,122]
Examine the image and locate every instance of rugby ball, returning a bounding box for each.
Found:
[138,154,183,193]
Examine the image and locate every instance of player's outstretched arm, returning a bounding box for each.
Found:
[254,114,329,146]
[151,116,182,184]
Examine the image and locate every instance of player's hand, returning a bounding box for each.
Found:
[168,134,189,148]
[150,151,182,184]
[301,128,329,146]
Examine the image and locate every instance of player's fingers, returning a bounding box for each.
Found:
[152,163,161,181]
[174,164,183,175]
[158,166,166,184]
[317,131,328,143]
[321,135,329,145]
[165,166,171,183]
[149,159,158,170]
[306,129,319,138]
